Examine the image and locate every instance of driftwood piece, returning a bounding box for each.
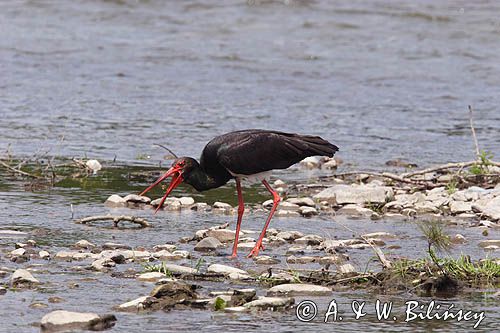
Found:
[75,215,150,228]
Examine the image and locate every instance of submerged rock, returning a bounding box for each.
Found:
[117,296,151,312]
[267,284,332,296]
[40,310,116,332]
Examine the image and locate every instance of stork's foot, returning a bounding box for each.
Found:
[247,242,265,258]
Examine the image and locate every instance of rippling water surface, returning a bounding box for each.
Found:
[1,1,500,332]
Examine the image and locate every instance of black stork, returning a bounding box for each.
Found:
[140,129,338,258]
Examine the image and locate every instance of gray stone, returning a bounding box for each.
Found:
[213,201,232,209]
[337,204,374,217]
[450,201,473,214]
[286,197,315,207]
[295,234,323,245]
[152,244,177,252]
[314,184,394,204]
[91,258,116,271]
[74,239,96,249]
[318,255,346,265]
[276,230,304,241]
[338,263,356,274]
[243,297,294,310]
[123,194,151,204]
[0,230,27,238]
[253,256,280,265]
[224,306,249,313]
[39,250,51,259]
[276,209,301,217]
[40,310,116,331]
[267,284,332,296]
[11,269,39,285]
[299,206,318,217]
[161,264,197,275]
[179,196,195,206]
[10,248,26,257]
[473,196,500,221]
[194,237,222,251]
[286,255,316,264]
[206,229,240,243]
[451,234,467,244]
[479,240,500,248]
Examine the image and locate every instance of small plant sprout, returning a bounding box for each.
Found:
[419,220,452,273]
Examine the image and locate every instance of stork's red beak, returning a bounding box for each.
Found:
[140,165,184,213]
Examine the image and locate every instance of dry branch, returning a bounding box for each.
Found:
[0,160,41,178]
[75,215,150,228]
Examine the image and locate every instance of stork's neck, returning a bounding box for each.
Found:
[183,162,227,191]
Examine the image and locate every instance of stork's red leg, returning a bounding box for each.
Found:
[231,179,244,258]
[247,180,281,258]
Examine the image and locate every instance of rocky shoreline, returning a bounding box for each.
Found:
[1,157,499,332]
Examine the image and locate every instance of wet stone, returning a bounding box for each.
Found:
[102,243,131,250]
[74,239,96,249]
[299,206,318,217]
[11,269,39,286]
[276,230,304,241]
[153,244,177,252]
[124,194,151,204]
[361,232,397,240]
[286,197,315,207]
[253,256,280,265]
[179,196,195,206]
[295,235,323,246]
[243,297,295,310]
[137,272,166,282]
[39,250,50,259]
[206,229,240,243]
[286,255,316,264]
[104,195,126,207]
[267,284,332,296]
[338,263,356,274]
[117,296,151,312]
[194,237,222,252]
[451,234,467,244]
[40,310,116,332]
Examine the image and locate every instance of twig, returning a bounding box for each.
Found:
[468,105,480,158]
[75,215,150,228]
[401,160,500,178]
[154,143,178,159]
[331,171,417,184]
[319,216,392,269]
[0,160,41,178]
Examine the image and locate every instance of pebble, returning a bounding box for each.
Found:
[361,232,397,240]
[286,255,316,264]
[91,258,116,271]
[207,229,240,243]
[10,248,26,257]
[338,263,356,274]
[179,197,195,206]
[207,264,249,277]
[213,202,232,209]
[160,264,197,275]
[318,255,346,265]
[153,244,177,252]
[276,210,301,217]
[314,184,394,204]
[102,242,131,250]
[451,234,467,244]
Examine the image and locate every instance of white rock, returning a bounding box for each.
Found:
[299,206,318,217]
[276,230,304,241]
[161,264,197,275]
[11,269,39,285]
[253,256,280,265]
[286,197,315,207]
[40,310,115,331]
[473,196,500,221]
[206,229,240,243]
[295,234,323,245]
[313,184,394,204]
[300,156,322,169]
[279,201,301,211]
[194,237,222,251]
[137,272,166,282]
[91,258,116,271]
[124,194,151,204]
[286,255,316,264]
[39,250,50,259]
[179,197,195,206]
[267,284,332,296]
[361,232,397,240]
[85,160,102,173]
[104,194,126,207]
[10,248,26,257]
[74,239,96,249]
[243,297,294,309]
[338,263,356,274]
[451,234,467,244]
[117,296,150,311]
[55,251,80,260]
[450,201,473,214]
[224,306,249,313]
[318,255,345,265]
[153,244,177,252]
[336,204,374,217]
[276,209,300,217]
[207,264,249,277]
[213,202,232,209]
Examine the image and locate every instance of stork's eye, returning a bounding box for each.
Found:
[178,161,186,167]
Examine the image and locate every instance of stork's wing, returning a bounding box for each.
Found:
[205,129,338,175]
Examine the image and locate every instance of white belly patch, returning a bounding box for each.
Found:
[228,170,272,185]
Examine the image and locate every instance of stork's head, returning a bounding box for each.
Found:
[140,157,197,213]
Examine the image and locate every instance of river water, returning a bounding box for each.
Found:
[1,1,499,332]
